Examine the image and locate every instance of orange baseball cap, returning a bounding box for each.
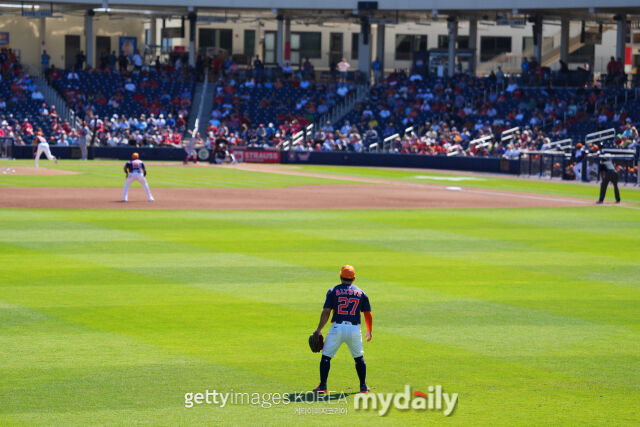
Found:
[340,265,355,280]
[131,152,139,159]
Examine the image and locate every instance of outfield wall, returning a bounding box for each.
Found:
[9,144,520,174]
[281,150,519,174]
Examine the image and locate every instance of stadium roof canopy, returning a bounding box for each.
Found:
[4,1,640,23]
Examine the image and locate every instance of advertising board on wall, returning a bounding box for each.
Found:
[232,149,281,163]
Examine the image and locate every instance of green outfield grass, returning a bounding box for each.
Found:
[0,162,639,426]
[0,160,358,188]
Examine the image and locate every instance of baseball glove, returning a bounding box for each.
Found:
[308,331,324,353]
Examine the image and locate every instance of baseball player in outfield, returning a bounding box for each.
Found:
[312,265,373,394]
[122,152,154,202]
[33,130,57,167]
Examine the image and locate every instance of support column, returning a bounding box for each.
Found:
[150,18,157,48]
[447,17,457,77]
[376,23,385,72]
[468,18,477,75]
[276,14,284,66]
[188,8,196,67]
[284,17,291,62]
[616,14,627,62]
[257,21,264,61]
[560,17,569,64]
[358,15,372,82]
[85,10,94,68]
[532,16,543,64]
[38,17,46,53]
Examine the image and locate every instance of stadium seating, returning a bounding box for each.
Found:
[49,68,195,120]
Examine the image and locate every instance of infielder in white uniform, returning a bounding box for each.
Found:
[34,131,57,167]
[122,152,154,202]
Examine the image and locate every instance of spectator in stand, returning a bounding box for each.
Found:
[108,51,118,70]
[282,61,293,79]
[124,79,136,92]
[336,83,349,97]
[372,57,382,83]
[132,50,143,71]
[31,89,44,101]
[521,57,529,79]
[75,51,86,70]
[118,51,129,71]
[496,66,505,84]
[302,58,314,79]
[41,50,50,72]
[337,58,351,81]
[253,55,264,82]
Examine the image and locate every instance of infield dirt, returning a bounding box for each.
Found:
[0,182,593,209]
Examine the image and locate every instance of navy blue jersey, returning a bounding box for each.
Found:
[323,283,371,325]
[125,159,146,174]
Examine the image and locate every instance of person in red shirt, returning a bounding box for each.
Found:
[21,119,33,135]
[96,92,107,105]
[175,115,186,129]
[48,66,62,79]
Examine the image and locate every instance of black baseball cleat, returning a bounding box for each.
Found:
[360,384,370,393]
[596,201,603,204]
[312,384,327,394]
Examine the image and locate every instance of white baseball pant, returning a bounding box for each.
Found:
[122,172,154,201]
[322,321,364,358]
[35,142,57,167]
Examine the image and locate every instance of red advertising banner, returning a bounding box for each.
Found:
[232,149,281,163]
[285,41,291,61]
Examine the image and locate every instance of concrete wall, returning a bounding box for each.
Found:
[1,12,625,76]
[0,15,145,73]
[163,17,622,74]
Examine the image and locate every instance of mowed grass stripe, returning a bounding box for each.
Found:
[0,159,362,188]
[2,211,638,396]
[1,208,639,425]
[3,209,638,331]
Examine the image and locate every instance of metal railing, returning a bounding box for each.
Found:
[34,75,79,127]
[585,128,615,147]
[501,127,520,144]
[546,138,573,151]
[382,133,398,152]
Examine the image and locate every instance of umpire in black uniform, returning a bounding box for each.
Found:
[597,158,621,204]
